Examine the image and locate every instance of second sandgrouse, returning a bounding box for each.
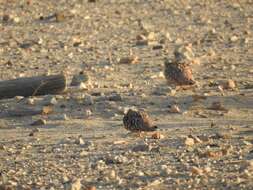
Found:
[123,109,157,132]
[164,58,196,86]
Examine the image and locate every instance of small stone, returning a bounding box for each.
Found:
[136,39,148,46]
[136,171,145,177]
[108,93,122,101]
[188,135,202,143]
[136,34,147,41]
[0,144,6,150]
[42,106,54,115]
[147,32,156,41]
[160,165,172,176]
[240,160,253,172]
[174,43,195,63]
[230,35,238,42]
[31,119,46,126]
[43,96,58,106]
[203,166,212,173]
[80,140,94,149]
[118,56,139,64]
[108,170,116,179]
[167,87,176,96]
[27,98,35,105]
[132,143,151,152]
[224,79,236,90]
[55,12,65,22]
[71,72,89,86]
[191,166,203,175]
[84,109,92,117]
[59,114,69,120]
[83,94,94,105]
[86,186,96,190]
[213,132,231,139]
[64,178,81,190]
[208,101,228,111]
[203,150,223,158]
[15,96,24,101]
[29,128,39,136]
[95,160,106,170]
[13,16,20,23]
[80,150,89,156]
[2,14,10,22]
[168,104,181,113]
[184,137,195,146]
[151,132,164,139]
[152,45,163,50]
[78,82,88,90]
[76,137,85,145]
[0,184,14,190]
[49,97,58,105]
[165,32,172,41]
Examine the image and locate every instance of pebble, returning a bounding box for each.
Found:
[108,93,122,101]
[209,101,228,111]
[168,104,181,113]
[78,82,89,90]
[80,150,89,156]
[118,56,139,64]
[43,96,58,106]
[64,178,81,190]
[160,165,172,176]
[76,137,85,145]
[151,132,164,139]
[106,155,128,164]
[30,119,46,126]
[84,109,92,117]
[26,98,35,105]
[174,44,195,63]
[191,166,203,175]
[184,137,195,146]
[132,143,152,152]
[29,128,39,136]
[224,79,236,90]
[95,160,107,170]
[83,94,94,105]
[86,186,96,190]
[71,72,89,86]
[136,171,145,177]
[230,35,238,42]
[108,170,117,179]
[42,106,54,115]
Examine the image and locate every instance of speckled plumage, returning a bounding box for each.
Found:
[123,109,157,132]
[164,59,196,86]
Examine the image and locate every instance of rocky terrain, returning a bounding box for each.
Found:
[0,0,253,189]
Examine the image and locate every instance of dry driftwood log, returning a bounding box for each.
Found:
[0,74,66,99]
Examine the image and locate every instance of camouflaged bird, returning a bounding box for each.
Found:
[123,109,157,132]
[164,58,196,86]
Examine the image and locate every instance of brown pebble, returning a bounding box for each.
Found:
[42,106,53,115]
[86,186,96,190]
[184,137,195,146]
[208,101,228,111]
[55,12,65,22]
[224,79,236,90]
[152,132,164,139]
[191,166,203,175]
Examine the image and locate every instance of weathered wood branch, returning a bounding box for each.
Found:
[0,74,66,99]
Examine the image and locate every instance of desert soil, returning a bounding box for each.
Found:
[0,0,253,189]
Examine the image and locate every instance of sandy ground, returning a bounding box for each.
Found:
[0,0,253,189]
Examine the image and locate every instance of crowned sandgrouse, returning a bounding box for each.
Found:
[123,109,157,132]
[164,58,196,86]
